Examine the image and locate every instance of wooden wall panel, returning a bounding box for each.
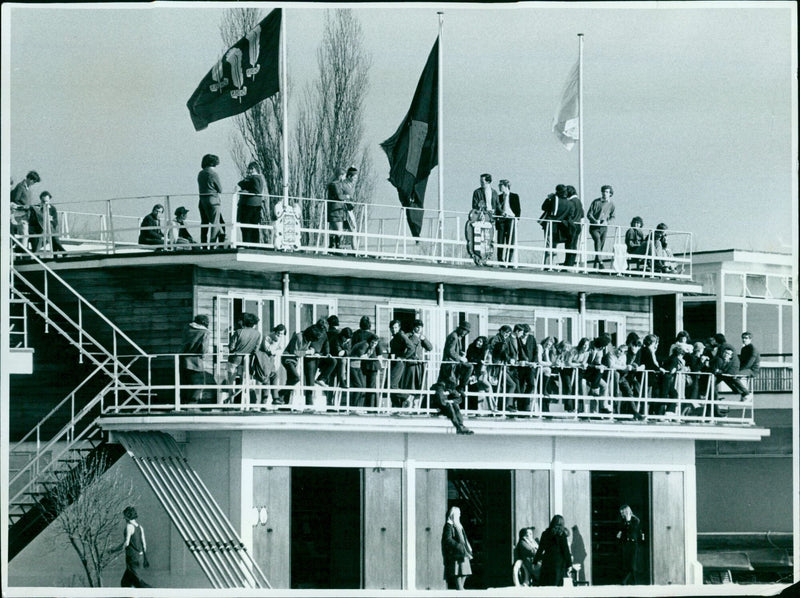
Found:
[561,469,592,584]
[652,471,685,585]
[363,468,403,589]
[252,466,291,589]
[415,468,447,591]
[514,470,551,543]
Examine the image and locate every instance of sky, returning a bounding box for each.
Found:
[2,1,797,253]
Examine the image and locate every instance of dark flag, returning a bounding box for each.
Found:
[380,38,438,238]
[187,9,281,131]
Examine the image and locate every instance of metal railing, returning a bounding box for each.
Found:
[11,193,693,280]
[98,353,755,426]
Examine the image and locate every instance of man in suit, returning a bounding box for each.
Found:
[388,319,414,407]
[616,505,642,585]
[540,184,570,264]
[496,179,521,262]
[562,185,584,267]
[514,324,538,409]
[471,173,498,213]
[441,321,473,391]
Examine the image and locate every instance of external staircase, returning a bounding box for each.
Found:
[7,238,269,588]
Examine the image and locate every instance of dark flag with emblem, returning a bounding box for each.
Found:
[187,9,281,131]
[380,38,438,238]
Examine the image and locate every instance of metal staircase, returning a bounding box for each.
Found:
[8,237,150,557]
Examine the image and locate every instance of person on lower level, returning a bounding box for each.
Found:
[616,504,641,585]
[534,515,572,586]
[119,506,151,588]
[441,506,473,590]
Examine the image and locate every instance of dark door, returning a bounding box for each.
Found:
[590,471,651,585]
[447,470,512,589]
[291,467,361,589]
[652,294,677,362]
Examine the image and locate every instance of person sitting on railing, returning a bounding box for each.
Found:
[349,331,383,408]
[180,314,212,403]
[561,185,584,267]
[606,344,644,420]
[514,324,538,409]
[488,325,519,411]
[29,191,67,254]
[640,334,668,416]
[388,319,414,408]
[138,204,165,246]
[280,324,324,406]
[466,336,493,411]
[440,322,473,392]
[495,179,521,263]
[197,153,225,247]
[537,336,559,412]
[586,185,616,270]
[540,184,570,265]
[661,344,688,417]
[236,161,268,245]
[430,370,473,435]
[738,331,761,378]
[224,311,262,403]
[402,320,433,408]
[167,206,196,249]
[584,336,612,413]
[712,346,753,403]
[625,216,646,270]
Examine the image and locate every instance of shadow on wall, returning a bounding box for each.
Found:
[570,525,587,584]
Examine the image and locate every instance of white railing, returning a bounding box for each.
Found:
[98,353,755,426]
[12,193,693,280]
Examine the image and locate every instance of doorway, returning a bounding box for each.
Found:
[291,468,361,589]
[590,471,651,585]
[447,470,512,589]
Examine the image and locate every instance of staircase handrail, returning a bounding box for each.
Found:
[10,236,147,357]
[10,281,147,386]
[9,387,108,500]
[10,359,110,454]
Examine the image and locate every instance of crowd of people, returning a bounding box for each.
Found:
[180,310,761,430]
[12,161,681,277]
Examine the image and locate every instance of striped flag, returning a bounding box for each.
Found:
[553,60,579,150]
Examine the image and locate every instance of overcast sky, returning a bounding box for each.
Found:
[3,1,796,253]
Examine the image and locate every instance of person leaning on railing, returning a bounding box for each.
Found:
[389,319,414,408]
[514,324,538,409]
[349,332,382,408]
[402,320,433,408]
[279,325,323,406]
[488,325,519,411]
[440,322,473,392]
[180,314,212,403]
[660,344,688,417]
[584,337,612,413]
[466,336,494,411]
[605,344,644,420]
[236,161,268,245]
[639,334,667,416]
[224,312,261,403]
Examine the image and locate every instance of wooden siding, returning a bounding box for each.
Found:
[514,470,550,543]
[195,268,283,291]
[363,468,403,589]
[415,468,448,590]
[562,469,592,584]
[292,274,435,301]
[252,466,291,589]
[652,471,686,585]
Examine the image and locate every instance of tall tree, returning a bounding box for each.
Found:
[220,8,374,241]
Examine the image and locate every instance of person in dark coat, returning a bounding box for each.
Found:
[402,320,433,406]
[388,319,414,407]
[236,161,268,244]
[738,331,760,378]
[138,204,165,246]
[29,191,66,253]
[617,504,642,585]
[495,179,521,262]
[197,153,225,246]
[441,506,473,589]
[350,331,382,408]
[562,185,584,267]
[533,514,572,586]
[440,322,473,391]
[430,371,473,434]
[119,506,150,588]
[540,184,570,264]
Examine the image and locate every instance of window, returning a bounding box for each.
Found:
[585,315,626,346]
[534,311,576,343]
[724,273,744,298]
[287,297,336,337]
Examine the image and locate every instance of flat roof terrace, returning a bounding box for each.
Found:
[13,194,701,296]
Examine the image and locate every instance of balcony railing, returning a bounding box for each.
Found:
[99,353,755,427]
[12,193,693,280]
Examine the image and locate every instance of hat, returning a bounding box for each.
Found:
[457,321,471,332]
[175,206,189,216]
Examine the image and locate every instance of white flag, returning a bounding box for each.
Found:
[553,60,579,150]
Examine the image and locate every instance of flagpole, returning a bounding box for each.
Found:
[577,33,584,208]
[281,8,289,207]
[437,12,444,250]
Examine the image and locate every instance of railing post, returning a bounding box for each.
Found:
[106,199,116,255]
[230,191,238,249]
[363,205,369,254]
[174,354,181,412]
[43,272,49,333]
[163,195,172,251]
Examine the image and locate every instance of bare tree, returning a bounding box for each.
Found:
[220,8,374,240]
[40,452,137,587]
